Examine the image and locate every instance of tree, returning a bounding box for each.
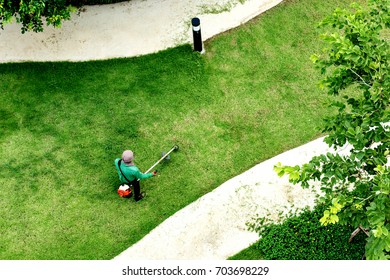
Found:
[0,0,77,33]
[274,0,389,260]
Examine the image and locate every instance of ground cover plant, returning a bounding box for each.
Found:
[231,203,366,260]
[0,0,358,259]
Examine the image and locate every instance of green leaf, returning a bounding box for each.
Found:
[274,162,285,177]
[330,214,339,224]
[356,152,365,160]
[289,170,300,181]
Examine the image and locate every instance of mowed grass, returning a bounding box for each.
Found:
[0,0,356,259]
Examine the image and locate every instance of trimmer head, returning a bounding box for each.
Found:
[162,144,179,160]
[161,152,170,160]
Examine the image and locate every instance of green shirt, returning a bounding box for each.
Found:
[115,158,153,183]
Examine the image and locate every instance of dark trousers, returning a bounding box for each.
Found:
[129,179,141,200]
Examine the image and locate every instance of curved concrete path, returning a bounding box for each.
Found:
[0,0,282,63]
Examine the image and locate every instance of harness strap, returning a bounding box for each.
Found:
[117,159,133,185]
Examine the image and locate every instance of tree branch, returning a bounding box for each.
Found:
[349,69,372,88]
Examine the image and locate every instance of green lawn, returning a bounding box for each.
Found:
[0,0,356,259]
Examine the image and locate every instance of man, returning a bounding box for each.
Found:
[115,150,156,201]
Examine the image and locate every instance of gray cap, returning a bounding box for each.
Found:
[122,150,134,166]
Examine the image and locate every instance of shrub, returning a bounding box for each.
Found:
[255,204,367,260]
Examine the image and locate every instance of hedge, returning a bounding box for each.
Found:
[255,204,367,260]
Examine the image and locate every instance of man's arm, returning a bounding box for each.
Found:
[132,166,154,180]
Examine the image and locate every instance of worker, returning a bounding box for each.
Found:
[115,150,156,201]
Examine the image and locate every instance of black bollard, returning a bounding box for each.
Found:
[191,17,203,53]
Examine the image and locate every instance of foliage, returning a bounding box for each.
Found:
[0,0,133,33]
[0,0,77,33]
[252,204,366,260]
[274,0,390,260]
